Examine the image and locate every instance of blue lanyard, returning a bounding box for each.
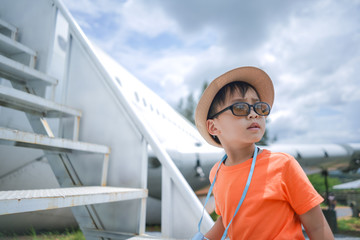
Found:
[197,147,259,240]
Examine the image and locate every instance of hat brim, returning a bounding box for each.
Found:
[195,66,274,148]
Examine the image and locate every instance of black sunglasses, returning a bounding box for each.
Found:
[209,102,271,119]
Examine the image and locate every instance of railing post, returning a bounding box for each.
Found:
[161,167,172,238]
[138,137,148,235]
[101,153,109,186]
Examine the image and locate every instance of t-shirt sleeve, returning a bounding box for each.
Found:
[281,155,324,215]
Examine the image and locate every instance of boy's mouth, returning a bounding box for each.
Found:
[248,123,260,129]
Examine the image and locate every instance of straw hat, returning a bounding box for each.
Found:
[195,66,274,147]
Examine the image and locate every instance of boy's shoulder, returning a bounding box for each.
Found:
[263,150,305,176]
[259,149,299,170]
[264,149,294,160]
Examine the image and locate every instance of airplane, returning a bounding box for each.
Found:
[0,0,360,237]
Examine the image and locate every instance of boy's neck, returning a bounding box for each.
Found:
[224,144,257,166]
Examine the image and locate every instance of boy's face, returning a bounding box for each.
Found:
[206,87,266,147]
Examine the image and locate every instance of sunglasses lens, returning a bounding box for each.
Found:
[232,103,249,116]
[255,103,270,116]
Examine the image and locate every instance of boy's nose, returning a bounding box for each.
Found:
[247,108,258,119]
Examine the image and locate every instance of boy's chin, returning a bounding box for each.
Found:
[250,135,264,143]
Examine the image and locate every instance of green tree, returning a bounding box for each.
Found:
[201,81,208,94]
[177,92,196,124]
[184,93,196,124]
[176,98,184,114]
[177,81,208,124]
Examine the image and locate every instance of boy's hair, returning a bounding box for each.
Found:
[207,81,259,144]
[207,81,259,119]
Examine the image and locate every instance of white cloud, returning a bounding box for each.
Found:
[121,1,177,38]
[251,0,360,143]
[62,0,360,144]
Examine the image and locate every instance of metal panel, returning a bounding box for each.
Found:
[0,127,110,154]
[0,186,148,215]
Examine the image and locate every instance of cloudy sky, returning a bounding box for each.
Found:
[62,0,360,144]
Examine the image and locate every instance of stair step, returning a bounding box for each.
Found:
[0,127,110,154]
[0,85,82,117]
[0,34,36,56]
[0,186,148,215]
[0,34,37,67]
[0,19,17,40]
[0,54,57,85]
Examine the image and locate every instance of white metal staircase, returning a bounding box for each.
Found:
[0,0,215,238]
[0,16,149,239]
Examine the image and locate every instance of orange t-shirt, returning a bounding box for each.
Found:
[209,149,323,240]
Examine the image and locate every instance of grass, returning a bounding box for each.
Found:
[0,226,161,239]
[2,217,360,239]
[210,211,220,221]
[0,228,85,240]
[337,217,360,236]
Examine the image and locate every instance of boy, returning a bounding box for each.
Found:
[194,67,334,239]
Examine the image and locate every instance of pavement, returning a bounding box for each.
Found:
[337,207,353,219]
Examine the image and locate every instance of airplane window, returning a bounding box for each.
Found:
[134,92,139,102]
[150,104,153,111]
[115,77,122,86]
[143,98,147,107]
[156,109,159,115]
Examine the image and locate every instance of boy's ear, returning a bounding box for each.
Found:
[206,119,219,136]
